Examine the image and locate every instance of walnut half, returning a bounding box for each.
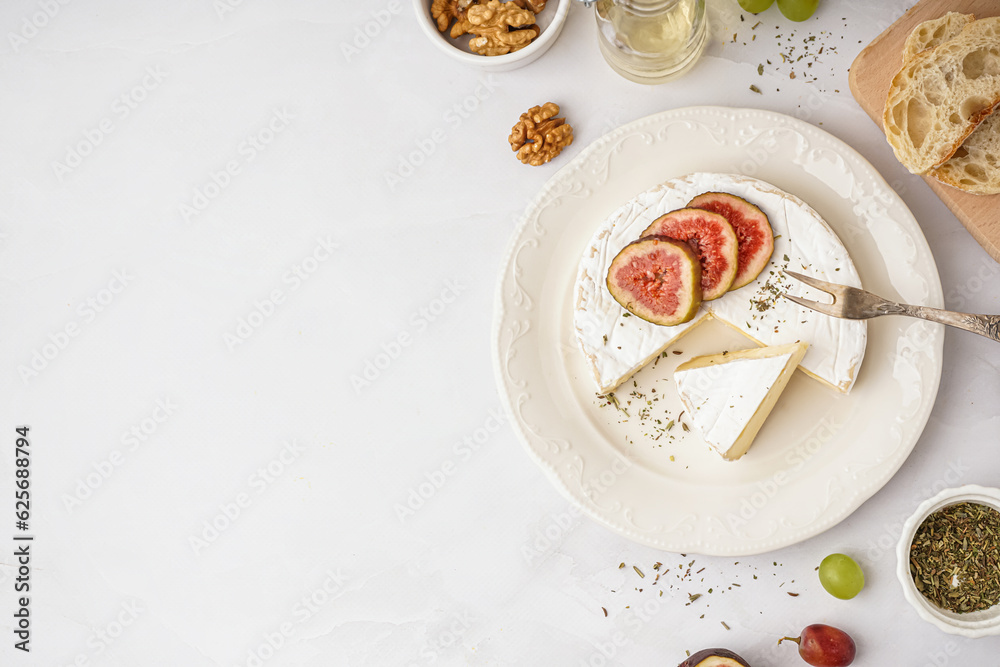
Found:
[509,102,574,166]
[512,0,546,12]
[431,0,475,35]
[466,0,537,56]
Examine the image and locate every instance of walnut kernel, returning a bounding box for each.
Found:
[431,0,475,35]
[466,0,537,56]
[512,0,546,12]
[509,102,573,166]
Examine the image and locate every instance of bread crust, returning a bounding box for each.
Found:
[931,96,1000,171]
[930,114,1000,194]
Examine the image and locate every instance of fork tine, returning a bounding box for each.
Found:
[780,292,840,317]
[782,270,839,296]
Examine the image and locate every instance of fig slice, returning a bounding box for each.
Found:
[606,235,702,327]
[678,648,753,667]
[640,208,738,301]
[688,192,774,290]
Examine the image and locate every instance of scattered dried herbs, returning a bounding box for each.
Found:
[910,502,1000,613]
[604,392,629,417]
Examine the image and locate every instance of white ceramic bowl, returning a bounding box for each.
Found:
[897,485,1000,637]
[413,0,570,72]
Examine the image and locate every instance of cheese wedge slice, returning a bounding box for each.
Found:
[674,341,809,461]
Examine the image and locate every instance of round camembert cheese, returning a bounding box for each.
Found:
[574,173,867,395]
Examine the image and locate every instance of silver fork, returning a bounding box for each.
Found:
[780,271,1000,343]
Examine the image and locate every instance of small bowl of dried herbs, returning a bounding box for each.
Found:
[897,485,1000,637]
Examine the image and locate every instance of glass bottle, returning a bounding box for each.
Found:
[585,0,708,85]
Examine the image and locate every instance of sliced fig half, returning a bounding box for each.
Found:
[640,208,738,301]
[688,192,774,290]
[677,648,753,667]
[606,236,702,327]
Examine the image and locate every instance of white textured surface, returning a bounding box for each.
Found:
[675,350,791,456]
[2,1,999,666]
[574,173,867,394]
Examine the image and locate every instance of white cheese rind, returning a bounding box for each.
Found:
[574,173,867,394]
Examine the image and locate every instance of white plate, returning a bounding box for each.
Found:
[492,106,944,556]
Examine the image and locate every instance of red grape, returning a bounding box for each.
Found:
[779,624,856,667]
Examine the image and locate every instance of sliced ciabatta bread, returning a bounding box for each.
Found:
[930,113,1000,194]
[883,16,1000,175]
[898,15,1000,194]
[902,12,975,61]
[911,16,1000,195]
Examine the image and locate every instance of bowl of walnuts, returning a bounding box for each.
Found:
[414,0,570,71]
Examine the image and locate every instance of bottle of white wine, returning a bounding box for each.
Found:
[587,0,708,84]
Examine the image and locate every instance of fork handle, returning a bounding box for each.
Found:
[883,303,1000,342]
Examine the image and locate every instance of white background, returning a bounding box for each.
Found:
[1,0,999,665]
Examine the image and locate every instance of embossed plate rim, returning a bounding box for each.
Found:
[491,105,944,555]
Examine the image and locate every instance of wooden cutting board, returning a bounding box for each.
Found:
[849,0,1000,263]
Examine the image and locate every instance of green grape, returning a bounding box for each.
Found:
[818,553,865,600]
[738,0,775,13]
[776,0,819,22]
